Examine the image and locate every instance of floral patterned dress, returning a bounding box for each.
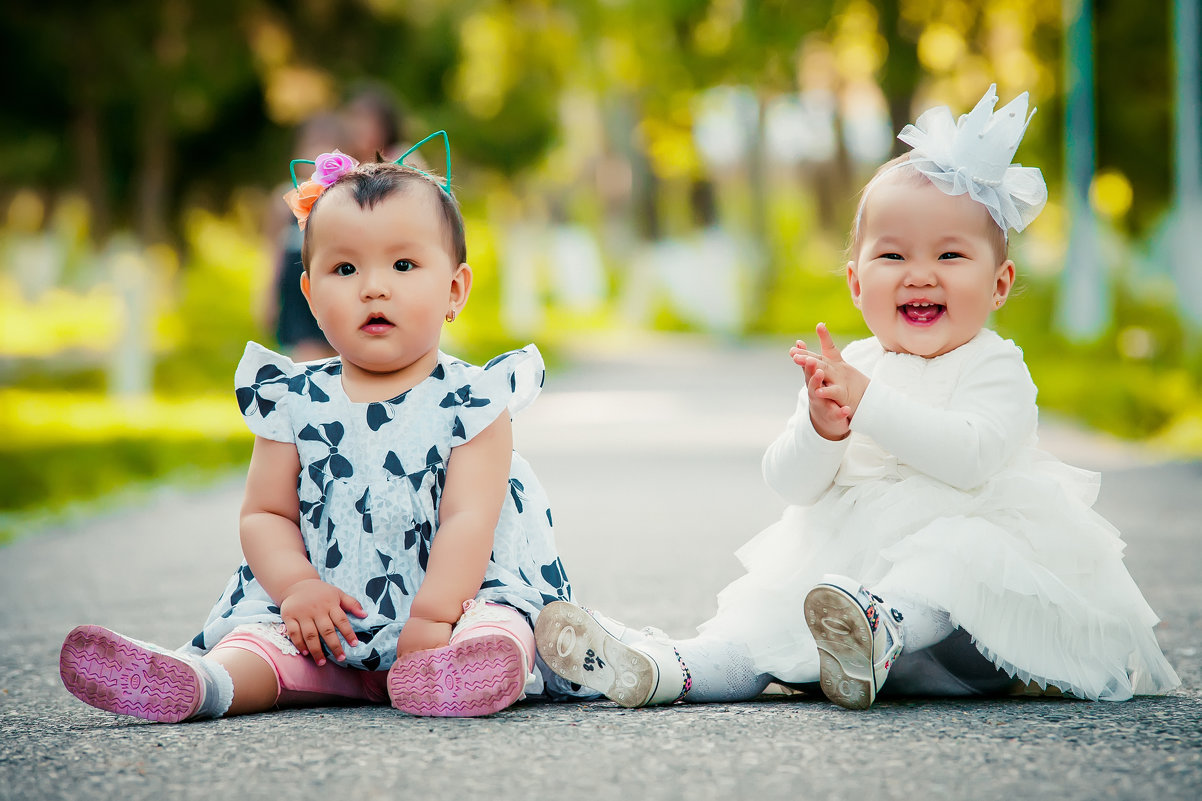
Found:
[185,342,584,697]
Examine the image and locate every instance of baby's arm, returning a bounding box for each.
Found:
[851,346,1037,489]
[762,388,850,506]
[240,436,365,666]
[398,413,513,657]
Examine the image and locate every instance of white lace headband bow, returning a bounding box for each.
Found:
[884,84,1048,237]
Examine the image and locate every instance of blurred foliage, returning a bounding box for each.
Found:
[0,383,251,543]
[2,0,1200,536]
[5,0,1180,239]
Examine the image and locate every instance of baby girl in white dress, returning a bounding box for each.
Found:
[533,85,1181,709]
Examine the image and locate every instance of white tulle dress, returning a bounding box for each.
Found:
[700,329,1180,701]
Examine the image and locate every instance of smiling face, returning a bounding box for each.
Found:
[847,170,1014,358]
[300,181,470,396]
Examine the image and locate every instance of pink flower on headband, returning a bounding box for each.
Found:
[312,150,358,187]
[283,150,360,230]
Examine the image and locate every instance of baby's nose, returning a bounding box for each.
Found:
[903,264,938,285]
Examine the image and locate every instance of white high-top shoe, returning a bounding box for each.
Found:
[535,601,691,707]
[804,574,904,710]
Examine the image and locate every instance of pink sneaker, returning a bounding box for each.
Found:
[59,625,204,722]
[387,634,526,717]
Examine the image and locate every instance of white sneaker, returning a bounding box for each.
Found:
[804,575,904,710]
[534,601,691,707]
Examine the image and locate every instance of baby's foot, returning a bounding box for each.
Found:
[804,575,904,710]
[59,625,229,722]
[387,634,526,717]
[534,601,691,708]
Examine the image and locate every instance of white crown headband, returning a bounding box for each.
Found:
[863,84,1048,239]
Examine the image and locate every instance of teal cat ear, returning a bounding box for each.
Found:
[289,159,317,190]
[395,130,452,194]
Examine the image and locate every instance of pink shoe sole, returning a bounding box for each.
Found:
[387,634,526,717]
[59,625,202,722]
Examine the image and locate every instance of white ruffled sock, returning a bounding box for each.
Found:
[189,655,235,719]
[877,591,956,652]
[672,635,773,703]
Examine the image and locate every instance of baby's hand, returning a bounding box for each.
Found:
[279,578,367,666]
[791,324,869,441]
[396,615,452,658]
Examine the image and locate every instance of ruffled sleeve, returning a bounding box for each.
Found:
[445,344,545,445]
[233,341,300,443]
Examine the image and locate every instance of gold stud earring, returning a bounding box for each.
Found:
[445,309,457,323]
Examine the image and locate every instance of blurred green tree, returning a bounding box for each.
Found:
[0,0,571,245]
[1,1,270,244]
[0,1,1187,262]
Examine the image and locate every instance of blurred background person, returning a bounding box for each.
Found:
[343,82,407,164]
[262,112,345,362]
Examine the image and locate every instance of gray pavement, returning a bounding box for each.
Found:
[1,336,1199,801]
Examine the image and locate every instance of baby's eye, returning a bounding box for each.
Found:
[880,252,903,261]
[939,252,964,260]
[393,259,415,272]
[334,263,356,276]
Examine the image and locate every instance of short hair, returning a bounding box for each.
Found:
[301,161,466,270]
[849,154,1008,265]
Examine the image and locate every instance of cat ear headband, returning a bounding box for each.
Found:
[283,130,453,230]
[869,84,1048,237]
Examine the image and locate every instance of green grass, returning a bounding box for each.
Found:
[0,436,251,544]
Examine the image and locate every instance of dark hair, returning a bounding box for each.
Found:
[301,161,466,270]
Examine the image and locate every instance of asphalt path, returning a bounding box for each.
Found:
[1,336,1198,801]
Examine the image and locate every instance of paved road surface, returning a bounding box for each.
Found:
[1,336,1198,801]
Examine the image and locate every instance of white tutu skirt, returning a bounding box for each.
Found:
[701,450,1180,701]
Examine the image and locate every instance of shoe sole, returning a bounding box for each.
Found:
[388,634,525,717]
[59,625,202,722]
[804,586,876,710]
[534,601,657,708]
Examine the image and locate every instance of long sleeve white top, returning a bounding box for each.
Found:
[762,330,1038,505]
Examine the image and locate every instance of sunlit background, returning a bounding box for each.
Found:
[1,0,1200,538]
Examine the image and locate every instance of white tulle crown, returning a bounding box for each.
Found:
[888,84,1048,236]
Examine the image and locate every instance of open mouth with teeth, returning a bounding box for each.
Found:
[361,313,395,334]
[899,302,945,325]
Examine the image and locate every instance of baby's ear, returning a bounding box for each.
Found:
[299,270,313,305]
[450,262,473,309]
[845,260,862,307]
[994,259,1016,306]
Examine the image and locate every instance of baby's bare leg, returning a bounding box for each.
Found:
[205,648,282,716]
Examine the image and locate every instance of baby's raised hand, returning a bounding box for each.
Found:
[791,323,870,441]
[279,578,367,666]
